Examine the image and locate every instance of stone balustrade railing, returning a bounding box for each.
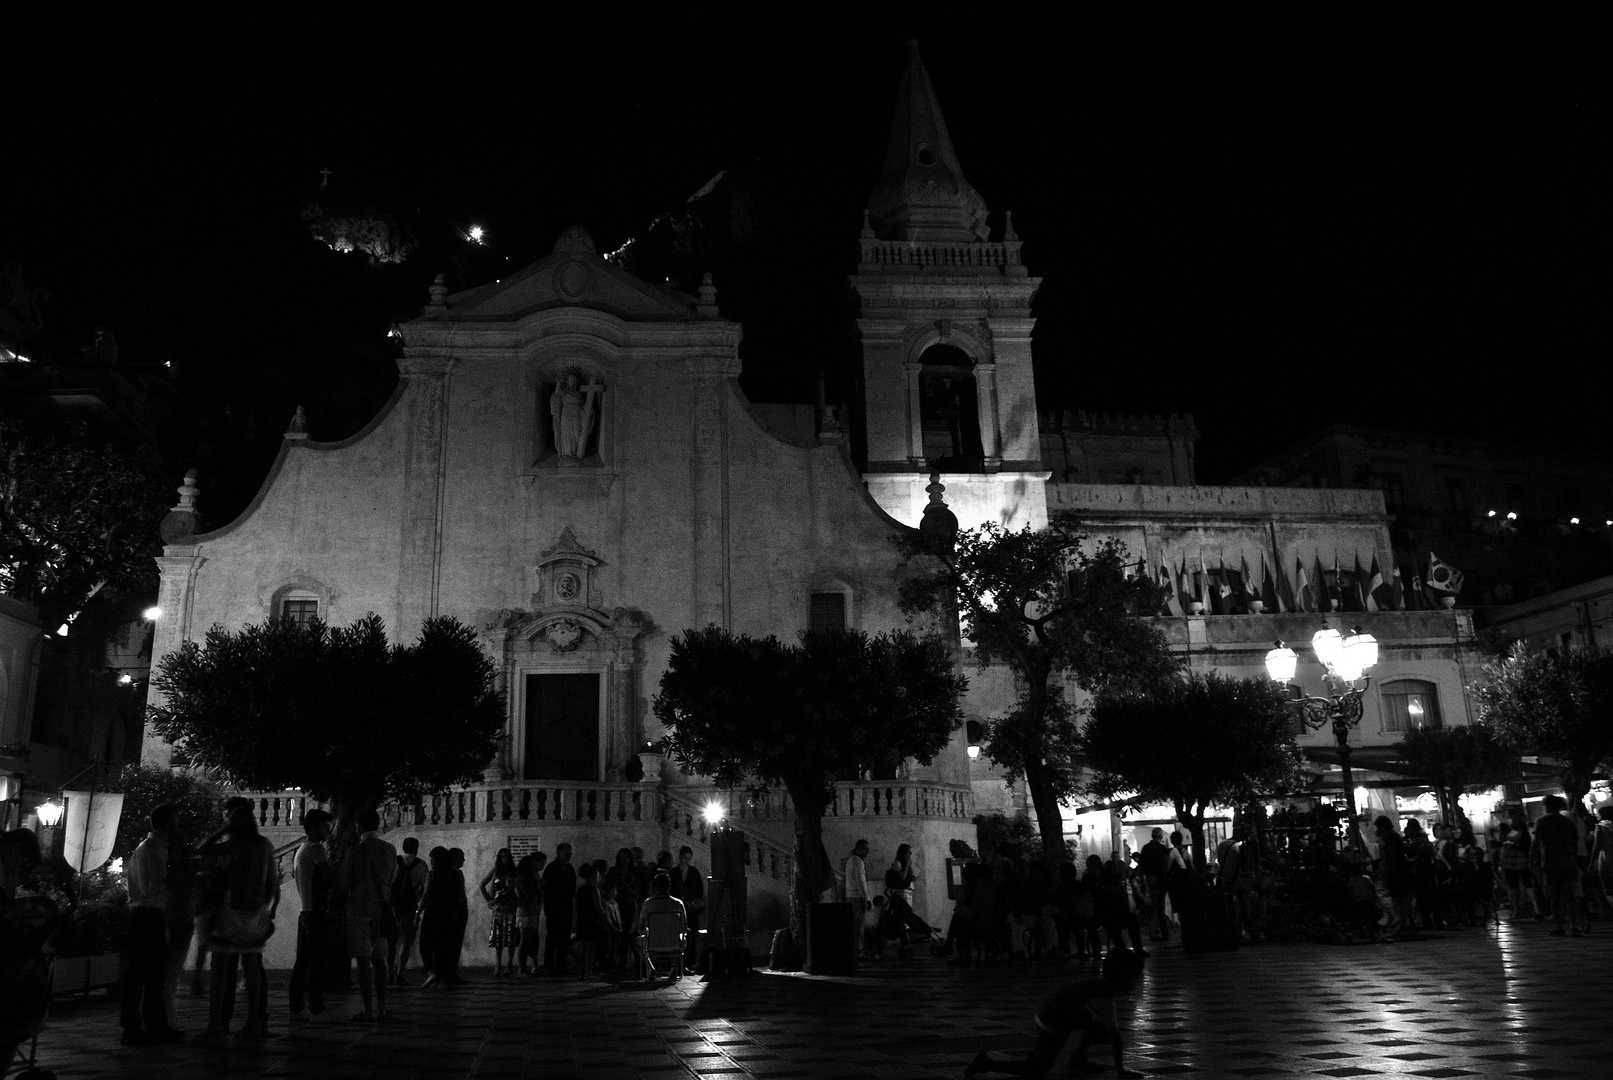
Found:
[858,236,1024,271]
[234,782,661,833]
[829,782,973,820]
[684,781,974,823]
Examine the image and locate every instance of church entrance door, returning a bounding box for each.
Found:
[524,673,600,781]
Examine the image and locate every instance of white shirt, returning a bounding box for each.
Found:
[294,839,329,910]
[843,853,869,902]
[127,832,168,910]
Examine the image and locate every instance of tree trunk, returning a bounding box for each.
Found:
[1024,760,1068,865]
[1016,672,1068,864]
[787,789,833,941]
[1563,773,1591,813]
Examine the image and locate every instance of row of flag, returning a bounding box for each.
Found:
[1133,550,1465,616]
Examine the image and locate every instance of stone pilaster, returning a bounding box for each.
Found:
[687,358,737,630]
[141,548,204,765]
[393,354,454,638]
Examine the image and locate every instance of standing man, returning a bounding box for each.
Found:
[340,809,396,1021]
[120,804,186,1046]
[288,808,332,1022]
[1535,795,1588,937]
[388,837,429,985]
[542,843,578,976]
[669,846,705,967]
[1137,829,1170,942]
[843,839,871,954]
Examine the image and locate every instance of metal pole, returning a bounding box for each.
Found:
[1335,725,1363,854]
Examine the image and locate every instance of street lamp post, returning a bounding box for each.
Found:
[1265,627,1379,852]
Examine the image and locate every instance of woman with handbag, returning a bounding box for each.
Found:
[193,805,279,1046]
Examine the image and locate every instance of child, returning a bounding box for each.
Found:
[966,949,1146,1077]
[865,894,888,958]
[1348,863,1383,939]
[599,881,623,973]
[573,864,606,979]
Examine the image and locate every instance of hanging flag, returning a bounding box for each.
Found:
[1198,551,1210,609]
[1409,569,1428,609]
[1265,555,1287,613]
[1391,566,1408,610]
[1427,552,1465,595]
[1239,553,1260,608]
[1294,556,1312,612]
[1351,552,1369,611]
[1179,554,1193,611]
[1317,552,1335,610]
[1159,559,1183,616]
[1363,554,1384,612]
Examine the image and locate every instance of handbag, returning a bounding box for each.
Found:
[209,899,273,949]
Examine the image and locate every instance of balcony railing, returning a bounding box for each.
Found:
[858,237,1024,272]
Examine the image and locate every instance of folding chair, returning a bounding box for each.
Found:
[639,909,687,982]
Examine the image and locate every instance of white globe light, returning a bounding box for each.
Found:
[1264,643,1297,684]
[967,743,981,760]
[142,606,163,621]
[701,800,724,825]
[1341,629,1378,677]
[1311,628,1344,672]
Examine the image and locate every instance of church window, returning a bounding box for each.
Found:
[280,597,319,627]
[916,143,938,167]
[810,592,847,632]
[1381,680,1442,734]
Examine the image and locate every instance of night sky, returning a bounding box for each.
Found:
[7,13,1602,517]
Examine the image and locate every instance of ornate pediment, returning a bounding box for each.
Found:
[424,227,710,324]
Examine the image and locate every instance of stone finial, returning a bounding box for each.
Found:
[554,226,597,254]
[426,272,448,312]
[286,405,309,439]
[919,472,959,541]
[173,469,199,512]
[697,272,719,316]
[860,208,876,240]
[1003,210,1019,242]
[159,468,201,545]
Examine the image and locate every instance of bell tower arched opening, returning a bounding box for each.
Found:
[918,344,984,468]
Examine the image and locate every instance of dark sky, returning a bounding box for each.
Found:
[6,11,1603,498]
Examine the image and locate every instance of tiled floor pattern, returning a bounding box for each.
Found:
[18,921,1613,1078]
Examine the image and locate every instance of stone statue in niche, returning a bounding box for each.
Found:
[550,372,604,459]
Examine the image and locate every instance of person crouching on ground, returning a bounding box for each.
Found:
[965,948,1146,1078]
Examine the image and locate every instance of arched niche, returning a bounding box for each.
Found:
[918,343,984,467]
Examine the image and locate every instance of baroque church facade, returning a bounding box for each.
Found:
[142,44,1482,957]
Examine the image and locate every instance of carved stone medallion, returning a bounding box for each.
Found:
[546,619,583,651]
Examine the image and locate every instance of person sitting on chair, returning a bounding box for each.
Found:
[638,871,687,977]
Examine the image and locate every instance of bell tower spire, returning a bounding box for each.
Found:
[852,42,1045,535]
[866,40,991,243]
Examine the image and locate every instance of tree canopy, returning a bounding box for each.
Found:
[0,419,168,631]
[107,762,221,860]
[1082,671,1304,869]
[1389,724,1518,828]
[898,512,1178,859]
[653,625,965,930]
[148,613,504,827]
[1473,643,1613,807]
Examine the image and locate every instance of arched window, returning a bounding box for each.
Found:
[917,344,983,467]
[1380,679,1442,734]
[279,590,320,627]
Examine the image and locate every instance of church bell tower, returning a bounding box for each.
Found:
[853,41,1047,532]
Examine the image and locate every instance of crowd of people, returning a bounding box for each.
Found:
[3,793,720,1052]
[1352,796,1613,940]
[840,833,1190,966]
